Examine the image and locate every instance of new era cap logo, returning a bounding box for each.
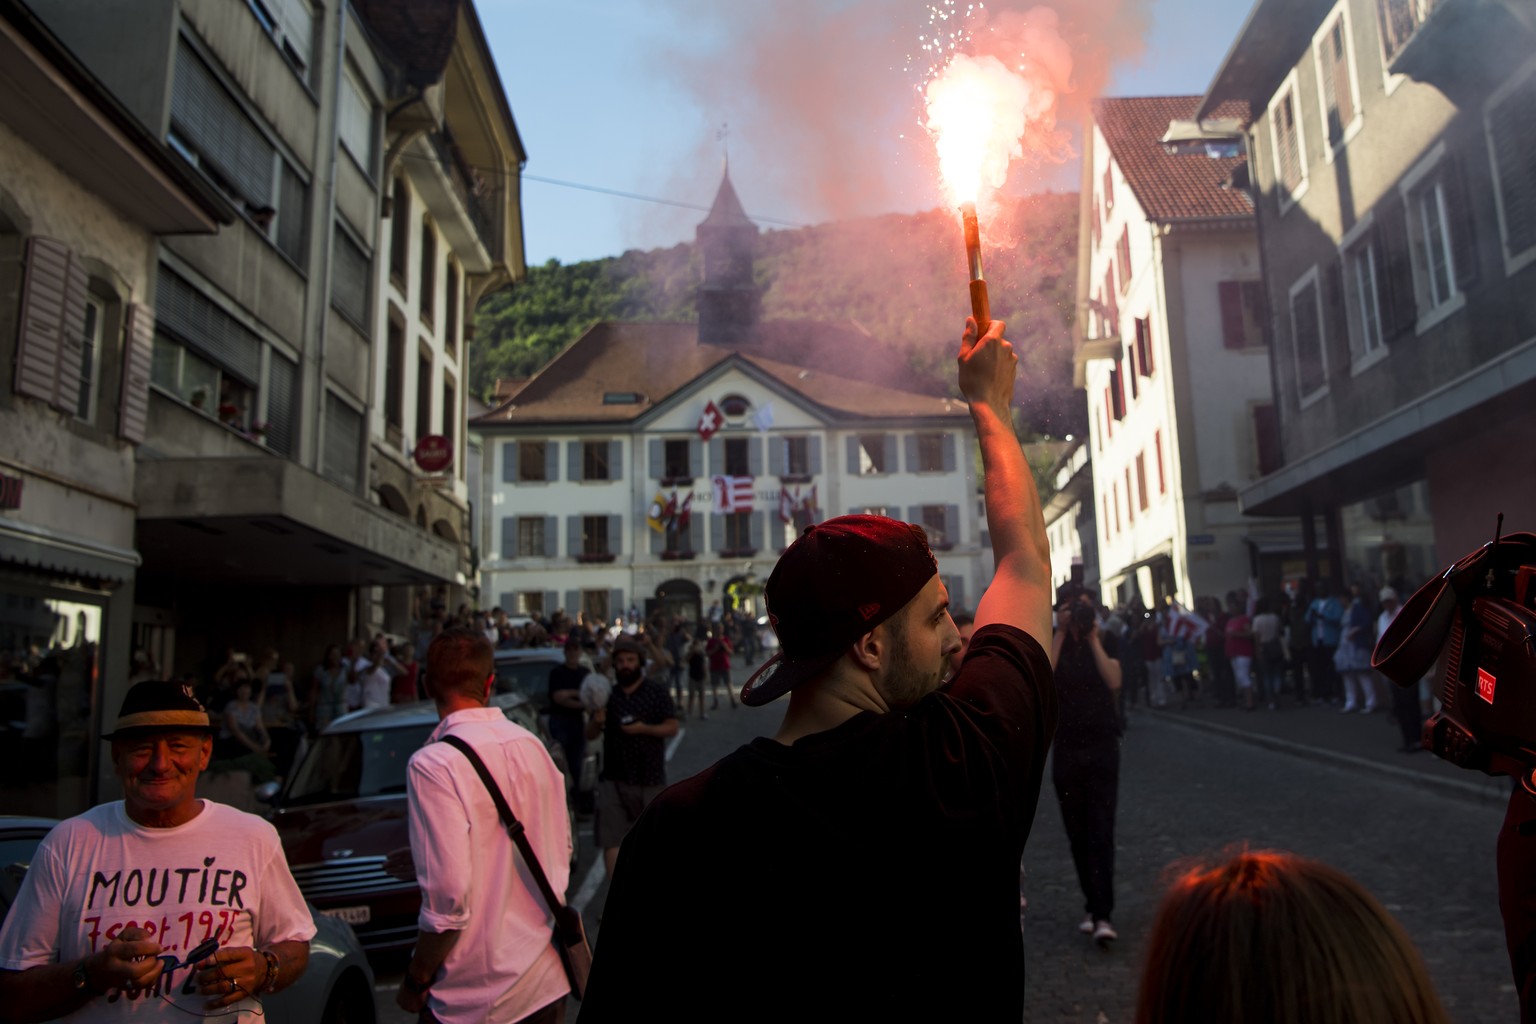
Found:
[858,602,881,620]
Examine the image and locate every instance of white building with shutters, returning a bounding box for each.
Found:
[25,0,526,677]
[473,168,985,628]
[0,0,229,816]
[1076,95,1304,611]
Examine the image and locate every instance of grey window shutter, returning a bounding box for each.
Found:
[845,436,860,474]
[611,588,625,615]
[907,505,921,525]
[608,514,622,555]
[769,513,786,551]
[171,40,273,207]
[568,441,581,481]
[711,514,724,552]
[118,303,155,444]
[567,515,581,557]
[543,589,559,613]
[689,513,702,552]
[945,504,960,546]
[749,511,764,552]
[809,436,823,474]
[650,520,664,554]
[502,441,518,483]
[499,592,515,613]
[545,440,559,481]
[768,436,784,475]
[501,517,516,559]
[13,237,78,409]
[947,575,967,612]
[708,438,723,475]
[543,516,557,557]
[942,434,957,472]
[689,438,703,478]
[649,439,663,479]
[748,437,763,477]
[609,440,623,481]
[904,435,920,472]
[564,590,580,616]
[883,435,898,474]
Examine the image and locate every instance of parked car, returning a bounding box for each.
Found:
[494,646,602,797]
[0,816,376,1023]
[266,690,577,955]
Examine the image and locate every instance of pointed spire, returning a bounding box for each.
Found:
[700,160,755,230]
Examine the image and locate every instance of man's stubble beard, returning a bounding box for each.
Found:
[877,619,945,711]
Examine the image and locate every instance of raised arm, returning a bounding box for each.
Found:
[958,316,1052,652]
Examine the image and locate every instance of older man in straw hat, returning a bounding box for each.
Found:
[0,680,313,1021]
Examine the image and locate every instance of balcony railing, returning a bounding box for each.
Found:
[426,129,503,257]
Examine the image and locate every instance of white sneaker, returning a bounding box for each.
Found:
[1078,915,1094,934]
[1093,919,1118,944]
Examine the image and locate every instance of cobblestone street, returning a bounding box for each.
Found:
[1021,706,1512,1023]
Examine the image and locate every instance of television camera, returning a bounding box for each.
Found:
[1374,524,1536,790]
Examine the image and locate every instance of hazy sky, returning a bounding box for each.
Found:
[482,0,1253,266]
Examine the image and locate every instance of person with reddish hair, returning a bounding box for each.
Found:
[1136,850,1449,1024]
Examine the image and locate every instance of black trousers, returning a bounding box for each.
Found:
[1052,741,1121,923]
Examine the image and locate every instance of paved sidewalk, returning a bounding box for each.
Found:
[1135,697,1512,807]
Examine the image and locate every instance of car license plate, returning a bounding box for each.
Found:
[321,905,371,925]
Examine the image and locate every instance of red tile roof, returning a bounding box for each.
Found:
[471,321,967,427]
[1093,96,1253,223]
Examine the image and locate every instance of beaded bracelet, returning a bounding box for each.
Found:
[259,949,281,994]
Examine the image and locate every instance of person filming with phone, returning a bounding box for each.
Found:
[0,680,313,1021]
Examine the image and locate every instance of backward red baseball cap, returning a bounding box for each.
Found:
[740,515,937,707]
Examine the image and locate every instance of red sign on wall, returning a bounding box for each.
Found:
[413,435,453,473]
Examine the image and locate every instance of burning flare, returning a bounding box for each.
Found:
[923,52,1036,209]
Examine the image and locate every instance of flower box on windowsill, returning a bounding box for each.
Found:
[718,548,758,559]
[576,553,616,564]
[660,476,695,488]
[660,550,697,560]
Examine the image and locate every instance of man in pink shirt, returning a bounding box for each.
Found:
[397,628,573,1023]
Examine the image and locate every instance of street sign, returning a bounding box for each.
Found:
[414,435,453,473]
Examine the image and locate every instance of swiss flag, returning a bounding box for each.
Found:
[697,400,724,442]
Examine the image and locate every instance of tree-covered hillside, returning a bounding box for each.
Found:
[470,191,1083,436]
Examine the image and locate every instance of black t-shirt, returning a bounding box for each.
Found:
[578,624,1056,1021]
[547,663,586,722]
[601,679,677,786]
[1053,628,1121,749]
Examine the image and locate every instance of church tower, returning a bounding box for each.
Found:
[696,161,761,347]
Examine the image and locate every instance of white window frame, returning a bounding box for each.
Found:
[1484,56,1536,277]
[1268,70,1310,214]
[1397,141,1466,334]
[1338,213,1388,375]
[1311,3,1364,162]
[1287,266,1330,409]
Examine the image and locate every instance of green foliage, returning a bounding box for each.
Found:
[471,192,1083,436]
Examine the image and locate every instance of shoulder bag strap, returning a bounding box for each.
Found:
[439,734,567,919]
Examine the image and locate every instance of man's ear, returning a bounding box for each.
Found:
[848,629,885,673]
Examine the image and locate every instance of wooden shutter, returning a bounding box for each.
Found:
[747,436,763,477]
[1125,344,1139,400]
[1219,281,1246,349]
[610,589,625,616]
[941,434,956,472]
[545,441,560,482]
[944,505,960,546]
[502,516,516,559]
[118,303,155,443]
[502,441,518,483]
[649,439,663,479]
[1489,72,1536,258]
[608,440,623,480]
[882,435,898,474]
[708,438,723,475]
[845,436,860,474]
[567,442,581,482]
[768,436,784,476]
[607,514,621,554]
[498,592,516,614]
[14,238,80,409]
[565,590,580,615]
[566,516,581,557]
[808,436,822,474]
[904,435,920,472]
[749,510,764,552]
[542,516,557,557]
[688,438,703,478]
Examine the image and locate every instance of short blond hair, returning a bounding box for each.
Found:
[1136,850,1449,1024]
